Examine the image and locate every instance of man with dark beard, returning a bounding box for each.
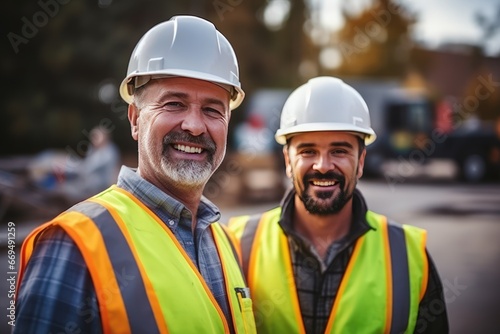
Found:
[228,76,448,334]
[15,16,256,333]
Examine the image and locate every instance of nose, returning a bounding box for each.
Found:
[181,108,207,136]
[313,152,334,174]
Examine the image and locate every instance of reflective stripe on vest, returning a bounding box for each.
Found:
[228,207,427,334]
[19,185,256,334]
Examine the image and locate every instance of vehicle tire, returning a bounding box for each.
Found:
[460,154,487,183]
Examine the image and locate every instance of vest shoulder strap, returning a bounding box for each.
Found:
[239,214,262,279]
[217,223,247,283]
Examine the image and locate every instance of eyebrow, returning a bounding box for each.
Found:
[296,141,354,150]
[161,91,227,109]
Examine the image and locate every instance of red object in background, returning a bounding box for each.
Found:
[435,98,454,134]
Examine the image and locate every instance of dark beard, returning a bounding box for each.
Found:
[298,171,354,215]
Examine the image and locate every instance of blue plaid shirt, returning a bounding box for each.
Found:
[15,166,233,333]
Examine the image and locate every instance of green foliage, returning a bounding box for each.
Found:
[331,0,416,78]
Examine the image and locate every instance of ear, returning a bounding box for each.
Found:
[357,148,367,179]
[283,145,292,178]
[128,104,139,141]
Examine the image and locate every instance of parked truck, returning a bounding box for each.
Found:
[346,79,500,182]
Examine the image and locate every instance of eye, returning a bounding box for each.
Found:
[299,149,316,157]
[331,149,348,156]
[203,106,225,118]
[162,101,186,111]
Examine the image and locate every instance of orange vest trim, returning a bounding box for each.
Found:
[247,210,306,334]
[419,233,429,301]
[381,218,393,334]
[325,229,365,333]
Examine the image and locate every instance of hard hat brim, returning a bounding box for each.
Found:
[275,122,376,145]
[119,71,244,110]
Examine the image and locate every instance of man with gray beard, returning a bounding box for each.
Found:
[15,16,256,333]
[229,76,448,334]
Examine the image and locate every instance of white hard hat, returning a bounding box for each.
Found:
[119,15,245,110]
[275,76,376,145]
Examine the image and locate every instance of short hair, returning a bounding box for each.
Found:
[356,136,365,157]
[132,84,148,110]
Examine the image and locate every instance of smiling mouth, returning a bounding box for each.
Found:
[311,180,337,187]
[173,144,203,154]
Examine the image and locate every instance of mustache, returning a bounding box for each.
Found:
[162,131,216,154]
[303,171,345,187]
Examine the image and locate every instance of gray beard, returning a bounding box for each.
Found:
[160,131,217,188]
[161,156,213,188]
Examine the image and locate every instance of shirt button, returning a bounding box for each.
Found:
[168,220,175,226]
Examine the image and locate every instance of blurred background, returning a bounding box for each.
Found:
[1,0,500,333]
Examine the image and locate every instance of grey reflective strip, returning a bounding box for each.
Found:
[218,225,246,283]
[72,202,160,334]
[240,214,262,278]
[387,222,410,334]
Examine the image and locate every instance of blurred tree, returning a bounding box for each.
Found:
[476,5,500,56]
[328,0,416,78]
[474,4,500,122]
[462,67,500,122]
[1,0,316,156]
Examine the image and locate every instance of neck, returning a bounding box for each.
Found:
[137,167,203,220]
[167,186,203,217]
[293,196,353,259]
[156,182,203,231]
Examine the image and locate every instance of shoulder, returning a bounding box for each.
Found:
[366,211,427,234]
[228,207,281,227]
[20,225,87,291]
[29,225,83,262]
[227,207,282,236]
[16,227,101,333]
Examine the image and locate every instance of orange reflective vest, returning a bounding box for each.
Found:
[228,207,428,334]
[19,185,256,334]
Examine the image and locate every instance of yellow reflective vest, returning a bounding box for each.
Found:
[19,185,256,334]
[228,207,428,334]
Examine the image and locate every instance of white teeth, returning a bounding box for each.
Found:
[174,144,202,154]
[312,180,336,187]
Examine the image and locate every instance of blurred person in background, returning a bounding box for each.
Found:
[229,76,448,333]
[15,15,256,333]
[61,125,120,201]
[78,126,120,195]
[27,125,120,203]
